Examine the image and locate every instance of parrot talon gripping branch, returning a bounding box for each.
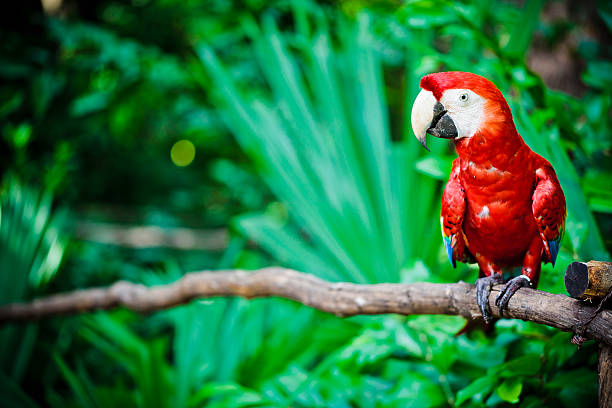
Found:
[475,274,504,324]
[495,274,532,316]
[411,71,567,324]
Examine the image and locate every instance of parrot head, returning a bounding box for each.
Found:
[410,72,513,151]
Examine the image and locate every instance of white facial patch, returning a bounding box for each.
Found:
[439,89,485,139]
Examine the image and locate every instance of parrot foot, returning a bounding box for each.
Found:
[495,275,532,316]
[475,274,505,324]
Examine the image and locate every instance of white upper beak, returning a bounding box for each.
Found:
[410,89,437,151]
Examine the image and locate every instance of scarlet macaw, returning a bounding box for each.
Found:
[410,72,566,323]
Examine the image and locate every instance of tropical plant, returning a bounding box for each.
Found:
[0,179,66,407]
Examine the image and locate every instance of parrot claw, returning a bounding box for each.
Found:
[495,275,532,317]
[475,274,505,324]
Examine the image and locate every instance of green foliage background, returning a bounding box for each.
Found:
[1,0,611,406]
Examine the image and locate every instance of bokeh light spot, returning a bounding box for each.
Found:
[170,140,195,167]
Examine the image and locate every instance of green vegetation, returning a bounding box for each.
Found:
[1,0,610,406]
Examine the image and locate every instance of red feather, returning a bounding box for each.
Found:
[532,166,566,263]
[440,159,472,264]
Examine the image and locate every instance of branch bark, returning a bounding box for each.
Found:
[599,344,612,408]
[0,267,610,346]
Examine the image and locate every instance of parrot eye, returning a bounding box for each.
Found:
[459,93,469,102]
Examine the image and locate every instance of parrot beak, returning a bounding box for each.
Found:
[411,89,458,151]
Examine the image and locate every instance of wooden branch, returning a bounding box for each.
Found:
[0,267,611,346]
[75,221,228,251]
[565,261,612,300]
[599,345,612,408]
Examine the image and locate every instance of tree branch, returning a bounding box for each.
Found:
[599,344,612,406]
[0,267,610,346]
[75,221,228,251]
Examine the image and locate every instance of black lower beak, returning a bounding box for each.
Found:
[427,102,458,140]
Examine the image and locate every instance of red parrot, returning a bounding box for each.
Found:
[410,71,566,323]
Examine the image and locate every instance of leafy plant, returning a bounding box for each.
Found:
[198,9,449,284]
[0,178,66,406]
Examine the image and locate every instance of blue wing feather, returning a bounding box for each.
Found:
[443,234,456,268]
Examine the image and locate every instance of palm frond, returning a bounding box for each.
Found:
[197,13,443,283]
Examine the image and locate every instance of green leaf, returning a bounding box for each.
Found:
[456,376,496,406]
[70,92,110,116]
[53,354,98,408]
[588,197,612,214]
[6,123,32,149]
[389,372,446,407]
[188,382,266,408]
[502,0,545,58]
[499,355,542,377]
[583,60,612,90]
[496,378,522,403]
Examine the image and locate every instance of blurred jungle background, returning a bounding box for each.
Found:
[1,0,611,406]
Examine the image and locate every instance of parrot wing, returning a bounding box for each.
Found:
[441,159,473,267]
[532,165,566,267]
